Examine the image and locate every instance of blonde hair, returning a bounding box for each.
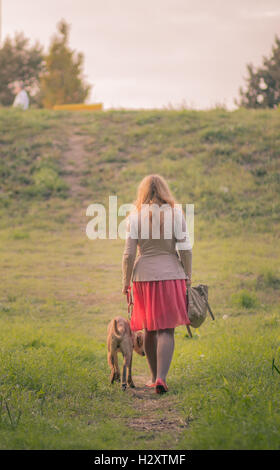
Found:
[132,175,176,236]
[134,174,176,210]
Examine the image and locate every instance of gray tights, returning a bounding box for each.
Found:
[144,328,175,382]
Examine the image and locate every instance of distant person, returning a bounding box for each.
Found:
[12,81,29,110]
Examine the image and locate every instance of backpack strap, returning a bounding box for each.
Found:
[206,299,215,320]
[186,324,193,338]
[200,290,215,320]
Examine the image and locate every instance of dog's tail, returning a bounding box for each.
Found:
[113,319,124,338]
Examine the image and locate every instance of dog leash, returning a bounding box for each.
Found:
[126,286,134,320]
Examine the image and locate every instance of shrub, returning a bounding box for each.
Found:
[12,231,30,240]
[257,269,280,289]
[32,167,68,197]
[231,290,259,309]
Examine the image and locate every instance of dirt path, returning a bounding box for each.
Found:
[125,372,190,444]
[61,129,94,230]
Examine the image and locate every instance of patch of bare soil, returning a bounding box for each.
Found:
[61,131,94,229]
[126,373,191,436]
[62,134,87,196]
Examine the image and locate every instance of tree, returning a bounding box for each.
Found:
[0,33,44,106]
[237,36,280,109]
[40,20,91,108]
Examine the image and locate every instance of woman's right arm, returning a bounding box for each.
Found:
[174,209,192,283]
[180,250,192,286]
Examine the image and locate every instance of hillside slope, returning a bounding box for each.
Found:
[1,108,280,235]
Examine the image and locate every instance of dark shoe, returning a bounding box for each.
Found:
[155,378,168,394]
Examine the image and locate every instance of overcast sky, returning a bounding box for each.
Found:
[1,0,280,109]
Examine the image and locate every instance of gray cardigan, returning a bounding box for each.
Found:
[122,206,192,288]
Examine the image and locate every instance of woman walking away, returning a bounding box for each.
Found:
[122,175,192,394]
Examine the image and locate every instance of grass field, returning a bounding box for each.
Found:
[0,107,280,449]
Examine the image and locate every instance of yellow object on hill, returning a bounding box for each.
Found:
[53,103,103,111]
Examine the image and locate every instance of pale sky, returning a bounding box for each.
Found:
[2,0,280,109]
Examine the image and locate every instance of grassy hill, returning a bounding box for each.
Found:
[0,107,280,449]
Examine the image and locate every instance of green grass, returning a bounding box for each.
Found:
[0,107,280,449]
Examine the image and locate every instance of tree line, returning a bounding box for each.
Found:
[236,36,280,109]
[0,19,91,108]
[0,18,279,109]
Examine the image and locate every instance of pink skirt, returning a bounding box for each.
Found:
[130,279,190,332]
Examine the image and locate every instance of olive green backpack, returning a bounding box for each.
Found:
[186,284,215,337]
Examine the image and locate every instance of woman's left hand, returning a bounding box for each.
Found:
[122,285,130,295]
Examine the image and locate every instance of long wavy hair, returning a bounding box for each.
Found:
[133,175,176,236]
[134,174,176,210]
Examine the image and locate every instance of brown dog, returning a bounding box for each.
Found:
[107,316,145,390]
